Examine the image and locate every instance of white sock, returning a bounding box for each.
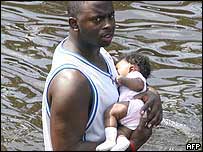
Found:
[111,135,130,151]
[96,127,117,151]
[105,127,117,141]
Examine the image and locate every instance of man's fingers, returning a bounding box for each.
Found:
[154,111,163,126]
[138,111,148,129]
[140,101,152,115]
[148,107,151,112]
[143,111,147,118]
[146,104,157,122]
[139,89,163,128]
[148,109,163,128]
[148,116,158,128]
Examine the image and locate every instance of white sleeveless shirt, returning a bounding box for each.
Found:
[42,37,119,151]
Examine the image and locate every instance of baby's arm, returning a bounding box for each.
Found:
[116,76,144,92]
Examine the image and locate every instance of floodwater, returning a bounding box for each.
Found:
[1,1,202,151]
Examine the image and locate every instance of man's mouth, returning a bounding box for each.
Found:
[101,33,113,43]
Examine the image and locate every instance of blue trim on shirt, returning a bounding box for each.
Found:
[84,75,98,131]
[82,133,86,142]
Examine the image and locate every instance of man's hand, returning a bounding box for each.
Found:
[135,87,163,128]
[140,87,163,128]
[128,87,163,150]
[127,113,152,151]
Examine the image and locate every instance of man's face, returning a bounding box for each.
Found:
[76,1,115,47]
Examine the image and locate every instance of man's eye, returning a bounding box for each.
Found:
[110,14,115,19]
[94,17,102,23]
[96,17,101,22]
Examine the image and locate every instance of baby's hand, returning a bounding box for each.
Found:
[116,75,124,85]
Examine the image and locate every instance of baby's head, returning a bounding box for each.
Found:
[116,52,151,79]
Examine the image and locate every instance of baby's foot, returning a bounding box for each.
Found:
[96,140,116,151]
[110,135,130,151]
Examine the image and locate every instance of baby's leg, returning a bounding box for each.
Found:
[96,102,129,151]
[110,99,145,151]
[104,101,129,127]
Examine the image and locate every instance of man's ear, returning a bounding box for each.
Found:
[69,17,79,32]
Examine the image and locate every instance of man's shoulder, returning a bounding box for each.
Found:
[54,69,88,83]
[50,69,90,96]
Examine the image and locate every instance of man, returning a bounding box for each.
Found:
[42,1,162,151]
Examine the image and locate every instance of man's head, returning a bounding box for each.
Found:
[116,52,151,79]
[67,1,115,48]
[67,1,85,18]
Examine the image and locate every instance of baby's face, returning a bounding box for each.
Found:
[116,59,131,76]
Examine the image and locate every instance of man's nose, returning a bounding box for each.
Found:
[103,17,114,30]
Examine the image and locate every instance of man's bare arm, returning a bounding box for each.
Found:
[49,69,99,151]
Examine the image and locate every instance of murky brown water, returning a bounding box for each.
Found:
[1,1,202,151]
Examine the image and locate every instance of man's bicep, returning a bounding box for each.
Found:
[49,69,91,150]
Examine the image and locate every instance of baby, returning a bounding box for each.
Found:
[96,52,151,151]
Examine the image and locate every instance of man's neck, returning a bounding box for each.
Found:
[65,35,100,61]
[64,35,108,72]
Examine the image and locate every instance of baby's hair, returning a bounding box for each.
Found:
[120,52,151,79]
[67,1,86,18]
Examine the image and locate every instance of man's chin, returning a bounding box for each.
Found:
[100,41,112,47]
